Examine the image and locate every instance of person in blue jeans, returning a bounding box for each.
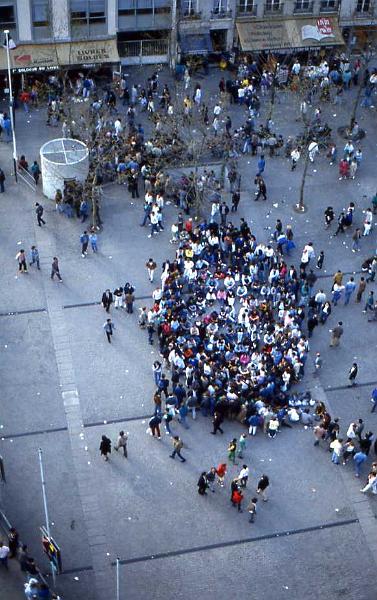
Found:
[178,403,189,429]
[257,154,265,176]
[344,277,356,304]
[354,450,367,477]
[164,410,173,435]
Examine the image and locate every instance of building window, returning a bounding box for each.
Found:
[213,0,227,12]
[182,0,199,15]
[265,0,281,10]
[0,3,16,30]
[118,0,170,16]
[356,0,370,11]
[32,0,51,39]
[238,0,255,12]
[295,0,310,8]
[320,0,337,10]
[71,0,106,36]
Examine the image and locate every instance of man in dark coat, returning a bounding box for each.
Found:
[101,289,113,312]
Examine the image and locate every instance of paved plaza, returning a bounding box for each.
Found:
[0,65,377,599]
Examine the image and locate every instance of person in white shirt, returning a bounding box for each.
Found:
[148,210,159,237]
[238,465,249,487]
[292,61,301,76]
[308,140,319,162]
[0,541,9,567]
[114,118,123,136]
[213,103,221,116]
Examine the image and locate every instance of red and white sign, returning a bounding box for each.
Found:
[316,18,333,36]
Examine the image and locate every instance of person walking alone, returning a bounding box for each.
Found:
[348,362,358,386]
[51,257,62,281]
[146,258,157,282]
[103,318,115,343]
[35,202,46,226]
[211,411,224,435]
[170,435,186,462]
[254,175,267,201]
[329,321,343,347]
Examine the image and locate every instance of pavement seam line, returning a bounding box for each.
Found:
[113,518,359,565]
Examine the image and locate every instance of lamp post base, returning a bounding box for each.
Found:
[293,203,307,213]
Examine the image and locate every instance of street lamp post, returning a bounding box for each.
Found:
[116,557,120,600]
[4,29,17,181]
[38,448,56,586]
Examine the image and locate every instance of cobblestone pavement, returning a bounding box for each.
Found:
[0,64,377,599]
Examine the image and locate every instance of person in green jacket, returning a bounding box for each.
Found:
[227,438,237,464]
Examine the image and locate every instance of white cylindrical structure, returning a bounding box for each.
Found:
[40,138,89,200]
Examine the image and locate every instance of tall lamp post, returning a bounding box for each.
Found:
[4,29,17,181]
[38,448,56,586]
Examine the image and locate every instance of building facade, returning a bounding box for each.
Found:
[0,0,375,70]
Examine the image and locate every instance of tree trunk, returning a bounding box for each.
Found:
[298,149,310,211]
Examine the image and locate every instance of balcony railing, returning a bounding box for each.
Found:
[264,2,283,13]
[180,9,202,18]
[354,2,374,16]
[237,4,257,15]
[211,8,232,17]
[294,0,313,12]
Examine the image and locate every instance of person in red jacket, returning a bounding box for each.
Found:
[339,158,349,180]
[231,484,244,512]
[216,463,227,487]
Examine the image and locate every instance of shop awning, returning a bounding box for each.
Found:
[179,33,213,55]
[0,38,120,72]
[236,16,344,52]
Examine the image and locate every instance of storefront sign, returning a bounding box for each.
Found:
[236,16,343,51]
[0,39,119,72]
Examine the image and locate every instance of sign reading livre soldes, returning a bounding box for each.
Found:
[75,47,111,61]
[0,40,120,71]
